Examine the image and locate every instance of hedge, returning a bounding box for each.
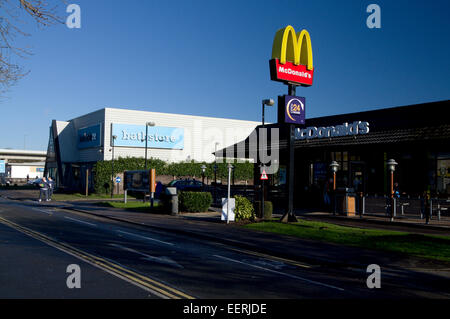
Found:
[178,191,213,212]
[92,157,254,194]
[254,201,273,219]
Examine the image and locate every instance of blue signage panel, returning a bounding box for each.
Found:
[115,176,121,183]
[78,124,102,149]
[0,160,5,174]
[112,123,184,150]
[284,95,305,125]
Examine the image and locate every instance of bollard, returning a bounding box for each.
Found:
[166,187,178,215]
[171,194,178,215]
[360,195,365,218]
[420,196,424,219]
[393,197,396,218]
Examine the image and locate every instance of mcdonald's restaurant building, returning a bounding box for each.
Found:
[218,100,450,210]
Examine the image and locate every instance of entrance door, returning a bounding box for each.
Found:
[350,161,366,193]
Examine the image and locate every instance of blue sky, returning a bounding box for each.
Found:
[1,0,449,150]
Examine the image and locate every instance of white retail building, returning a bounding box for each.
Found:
[45,107,259,188]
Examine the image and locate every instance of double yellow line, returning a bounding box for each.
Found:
[0,216,194,299]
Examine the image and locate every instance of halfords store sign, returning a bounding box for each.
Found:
[295,121,370,140]
[112,123,184,149]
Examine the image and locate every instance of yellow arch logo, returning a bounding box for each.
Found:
[271,25,313,71]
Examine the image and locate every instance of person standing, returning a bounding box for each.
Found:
[393,182,400,199]
[38,177,48,202]
[47,177,54,201]
[424,190,431,224]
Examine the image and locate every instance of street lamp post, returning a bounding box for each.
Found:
[110,135,117,198]
[227,163,233,224]
[144,121,156,170]
[330,161,340,216]
[213,163,218,204]
[386,159,398,198]
[201,164,207,186]
[261,98,274,219]
[386,159,398,221]
[214,142,219,205]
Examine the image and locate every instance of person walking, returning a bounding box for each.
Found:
[393,182,400,199]
[47,177,54,201]
[38,177,48,202]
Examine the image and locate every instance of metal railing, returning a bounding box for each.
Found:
[357,194,450,223]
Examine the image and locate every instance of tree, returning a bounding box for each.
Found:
[0,0,63,94]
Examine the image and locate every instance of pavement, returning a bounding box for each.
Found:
[2,188,450,273]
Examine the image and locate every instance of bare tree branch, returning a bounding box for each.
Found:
[0,0,64,94]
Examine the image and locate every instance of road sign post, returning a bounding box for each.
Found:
[260,167,268,219]
[115,176,121,197]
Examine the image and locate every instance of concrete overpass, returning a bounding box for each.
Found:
[0,149,47,163]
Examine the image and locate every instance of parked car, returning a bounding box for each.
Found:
[27,178,44,186]
[0,175,11,186]
[167,179,205,191]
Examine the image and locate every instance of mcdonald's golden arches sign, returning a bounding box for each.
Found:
[269,25,314,86]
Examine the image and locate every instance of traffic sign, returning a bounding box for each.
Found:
[115,176,121,183]
[260,169,268,180]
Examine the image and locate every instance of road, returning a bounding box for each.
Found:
[0,195,449,299]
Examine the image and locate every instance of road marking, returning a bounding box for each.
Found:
[64,216,97,227]
[214,254,345,292]
[0,216,194,299]
[117,230,174,246]
[32,208,53,215]
[110,243,183,269]
[226,247,313,269]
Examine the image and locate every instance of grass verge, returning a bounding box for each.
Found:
[51,193,134,201]
[243,220,450,262]
[95,201,163,213]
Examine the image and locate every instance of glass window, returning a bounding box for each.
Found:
[342,162,348,171]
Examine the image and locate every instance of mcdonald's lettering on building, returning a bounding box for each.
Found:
[269,25,314,86]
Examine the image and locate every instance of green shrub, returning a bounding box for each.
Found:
[254,201,273,219]
[234,195,255,221]
[179,191,212,212]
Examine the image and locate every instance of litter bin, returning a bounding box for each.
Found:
[165,187,178,215]
[335,187,356,216]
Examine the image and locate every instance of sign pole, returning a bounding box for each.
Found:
[85,168,89,197]
[150,169,156,208]
[281,84,298,223]
[227,164,232,224]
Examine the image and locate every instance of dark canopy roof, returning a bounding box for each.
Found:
[215,100,450,160]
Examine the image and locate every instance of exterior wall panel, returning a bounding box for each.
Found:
[103,108,258,163]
